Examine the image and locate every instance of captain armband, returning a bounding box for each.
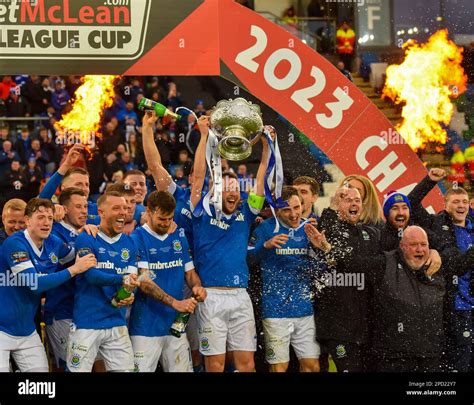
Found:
[248,193,265,210]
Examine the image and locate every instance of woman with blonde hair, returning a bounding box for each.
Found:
[339,174,384,226]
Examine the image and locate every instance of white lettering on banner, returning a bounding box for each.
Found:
[368,6,381,30]
[290,66,326,112]
[356,136,407,192]
[264,48,302,90]
[235,24,354,129]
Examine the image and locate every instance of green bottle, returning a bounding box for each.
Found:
[169,312,191,338]
[111,277,134,308]
[138,97,181,120]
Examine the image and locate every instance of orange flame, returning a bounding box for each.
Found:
[382,30,467,151]
[55,75,119,154]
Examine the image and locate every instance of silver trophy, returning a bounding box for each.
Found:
[209,97,264,161]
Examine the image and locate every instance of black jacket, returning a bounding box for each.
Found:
[408,175,474,277]
[316,208,381,344]
[347,249,445,357]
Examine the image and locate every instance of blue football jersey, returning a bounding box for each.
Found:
[0,230,74,336]
[73,231,138,330]
[169,182,193,252]
[133,203,146,224]
[129,224,193,337]
[249,218,323,318]
[192,202,258,288]
[45,221,80,325]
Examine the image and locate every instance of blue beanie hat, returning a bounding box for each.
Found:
[383,191,411,218]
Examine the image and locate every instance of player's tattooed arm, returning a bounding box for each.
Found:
[138,269,198,312]
[138,274,174,306]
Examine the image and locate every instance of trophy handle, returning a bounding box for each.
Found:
[250,131,262,146]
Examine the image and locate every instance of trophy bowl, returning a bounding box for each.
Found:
[209,97,264,161]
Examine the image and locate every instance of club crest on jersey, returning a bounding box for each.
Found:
[172,240,182,252]
[266,347,276,360]
[49,252,58,264]
[70,354,81,368]
[335,344,347,358]
[200,337,210,351]
[121,248,130,261]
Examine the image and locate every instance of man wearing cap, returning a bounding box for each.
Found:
[380,190,442,273]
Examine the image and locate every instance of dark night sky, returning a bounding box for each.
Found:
[394,0,473,35]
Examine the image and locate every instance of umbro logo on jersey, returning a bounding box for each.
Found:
[149,248,157,254]
[97,261,114,269]
[98,247,106,254]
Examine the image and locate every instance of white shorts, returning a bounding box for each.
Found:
[0,331,48,372]
[196,288,256,356]
[66,325,134,372]
[46,319,71,368]
[263,315,320,364]
[186,312,200,352]
[131,334,192,372]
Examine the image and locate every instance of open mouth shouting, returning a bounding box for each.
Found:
[394,215,408,227]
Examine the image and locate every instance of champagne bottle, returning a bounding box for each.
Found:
[111,275,134,308]
[169,311,191,338]
[138,97,181,120]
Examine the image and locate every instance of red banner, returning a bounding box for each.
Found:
[0,0,444,210]
[218,1,443,211]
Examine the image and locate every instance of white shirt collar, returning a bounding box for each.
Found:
[97,230,122,244]
[24,229,43,257]
[59,221,79,236]
[143,224,169,241]
[277,218,308,232]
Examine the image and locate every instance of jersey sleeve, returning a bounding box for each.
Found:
[3,238,35,275]
[38,171,63,199]
[127,238,139,275]
[180,235,194,272]
[243,200,259,222]
[56,236,76,266]
[169,181,187,202]
[3,238,71,293]
[247,222,267,264]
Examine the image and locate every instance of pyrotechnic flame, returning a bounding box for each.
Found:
[55,75,119,155]
[382,30,467,150]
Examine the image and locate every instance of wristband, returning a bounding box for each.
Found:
[248,193,265,210]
